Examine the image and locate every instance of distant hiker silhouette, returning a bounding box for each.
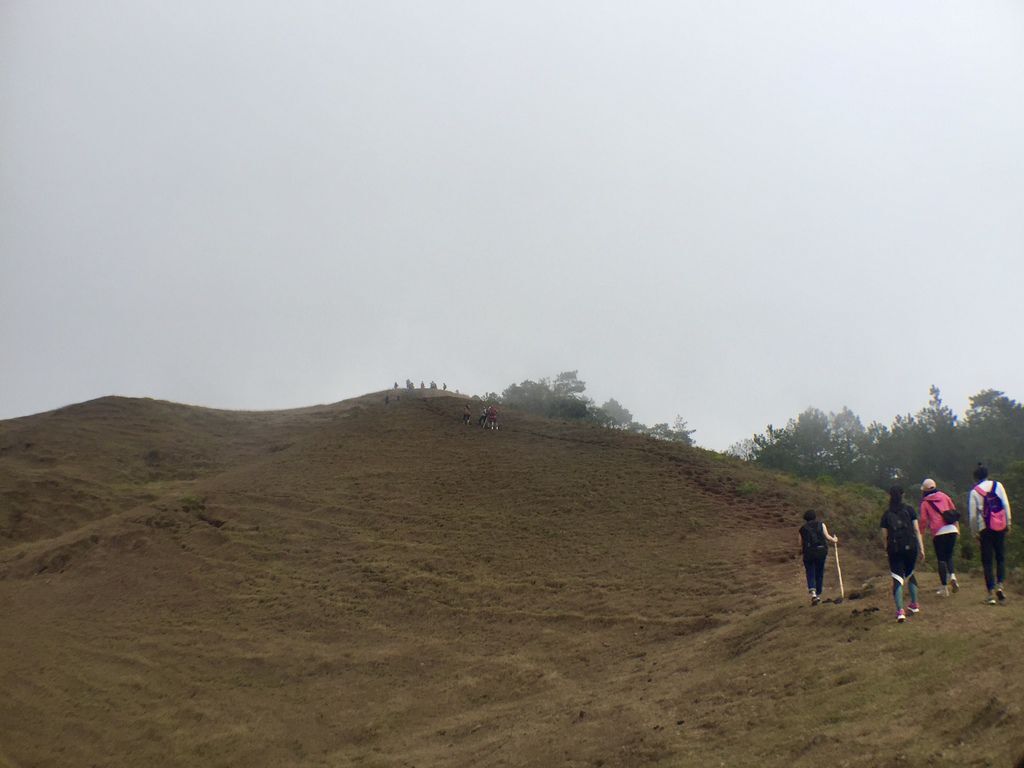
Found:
[443,383,447,391]
[478,408,487,428]
[463,404,472,425]
[486,405,499,430]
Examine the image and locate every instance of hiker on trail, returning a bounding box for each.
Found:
[880,485,926,623]
[486,404,499,430]
[919,478,960,597]
[478,407,488,428]
[394,382,399,389]
[443,383,447,391]
[463,404,472,425]
[798,510,838,606]
[969,464,1012,605]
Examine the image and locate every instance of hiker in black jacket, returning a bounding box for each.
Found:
[798,510,838,606]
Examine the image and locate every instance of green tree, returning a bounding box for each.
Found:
[1000,460,1024,571]
[828,407,870,482]
[499,371,596,422]
[726,438,756,461]
[600,398,633,429]
[962,390,1024,474]
[552,370,587,398]
[644,416,695,445]
[886,386,963,490]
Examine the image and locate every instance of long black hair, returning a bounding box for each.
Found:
[888,484,904,512]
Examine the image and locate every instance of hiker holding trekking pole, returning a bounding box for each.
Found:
[798,510,838,606]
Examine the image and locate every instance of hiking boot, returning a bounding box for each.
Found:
[896,609,906,623]
[935,587,949,597]
[811,595,821,606]
[985,593,997,605]
[949,575,959,593]
[996,585,1006,603]
[907,602,920,614]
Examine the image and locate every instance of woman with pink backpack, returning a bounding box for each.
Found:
[968,464,1013,605]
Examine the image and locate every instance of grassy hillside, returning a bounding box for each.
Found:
[1,394,1022,767]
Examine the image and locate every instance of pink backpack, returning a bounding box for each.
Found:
[976,481,1008,532]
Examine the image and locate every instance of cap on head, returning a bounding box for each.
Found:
[921,478,936,492]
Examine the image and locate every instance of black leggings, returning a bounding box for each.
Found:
[979,529,1007,591]
[932,532,958,585]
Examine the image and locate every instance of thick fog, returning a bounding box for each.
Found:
[2,2,1023,449]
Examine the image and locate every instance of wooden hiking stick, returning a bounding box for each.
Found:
[834,542,845,603]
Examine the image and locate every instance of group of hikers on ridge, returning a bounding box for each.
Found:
[799,464,1013,622]
[463,403,499,429]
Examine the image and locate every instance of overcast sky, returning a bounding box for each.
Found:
[2,2,1023,449]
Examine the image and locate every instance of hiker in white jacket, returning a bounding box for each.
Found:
[968,464,1012,605]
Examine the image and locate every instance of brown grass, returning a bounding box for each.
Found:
[1,393,1022,767]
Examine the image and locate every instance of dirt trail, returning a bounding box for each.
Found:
[1,394,1022,767]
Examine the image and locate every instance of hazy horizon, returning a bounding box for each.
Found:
[3,2,1023,449]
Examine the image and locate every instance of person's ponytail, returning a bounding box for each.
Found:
[888,484,904,512]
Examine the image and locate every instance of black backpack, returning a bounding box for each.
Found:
[925,496,961,525]
[885,505,916,553]
[800,520,828,559]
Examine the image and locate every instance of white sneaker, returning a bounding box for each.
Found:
[950,575,959,593]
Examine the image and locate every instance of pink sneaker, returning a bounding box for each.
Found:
[896,609,906,623]
[907,602,920,614]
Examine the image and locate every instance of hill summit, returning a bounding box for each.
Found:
[1,394,1022,767]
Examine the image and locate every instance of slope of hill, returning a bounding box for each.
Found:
[1,394,1022,768]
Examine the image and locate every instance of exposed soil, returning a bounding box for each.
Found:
[1,393,1022,767]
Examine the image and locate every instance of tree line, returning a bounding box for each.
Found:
[729,386,1024,499]
[485,371,695,445]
